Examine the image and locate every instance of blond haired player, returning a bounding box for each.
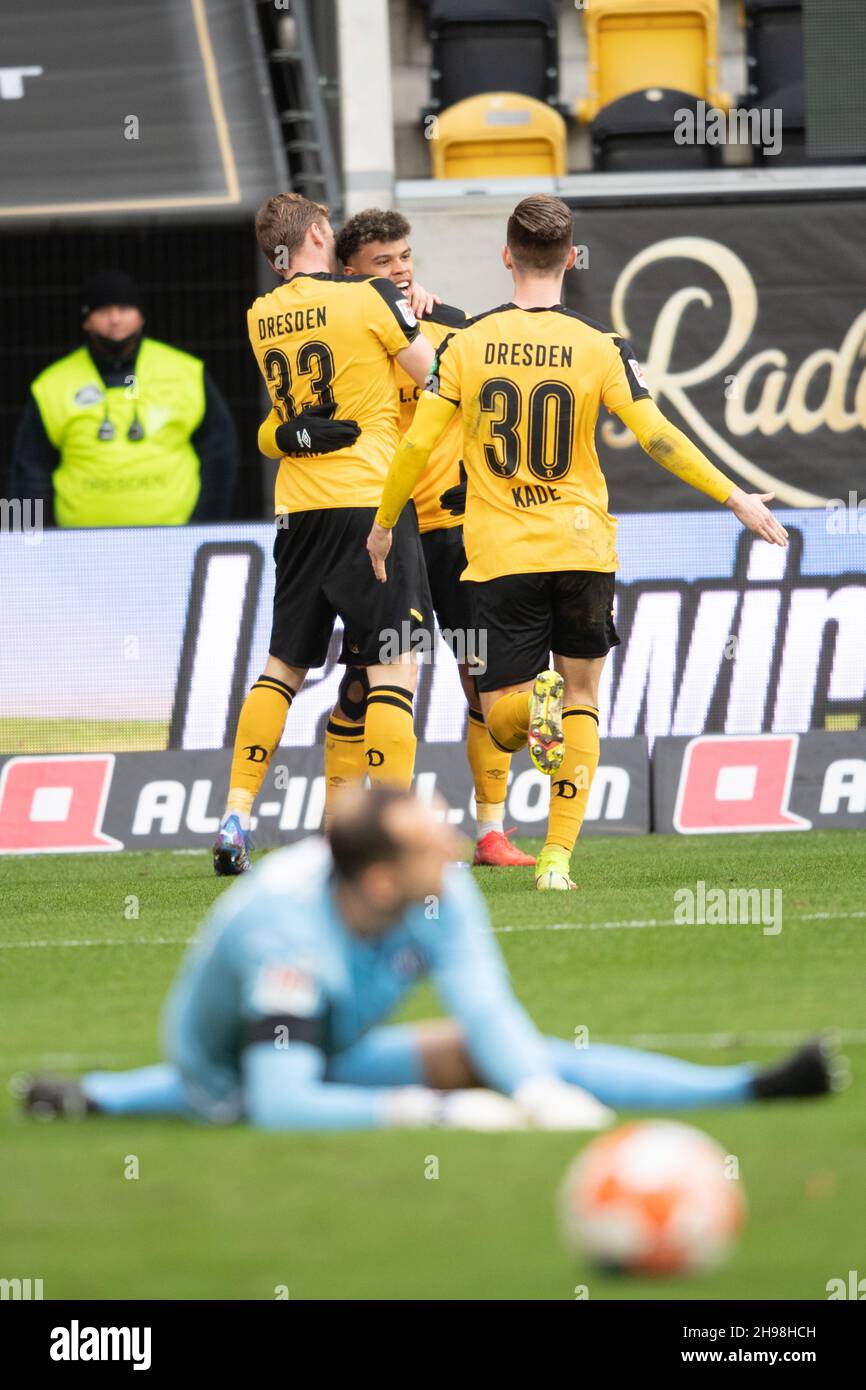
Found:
[367,195,788,891]
[213,193,435,875]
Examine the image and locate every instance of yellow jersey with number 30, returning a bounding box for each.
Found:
[247,270,419,515]
[428,303,651,582]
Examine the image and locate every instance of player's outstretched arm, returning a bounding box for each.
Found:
[367,390,458,581]
[617,398,788,547]
[257,404,361,459]
[241,1039,526,1131]
[428,874,615,1131]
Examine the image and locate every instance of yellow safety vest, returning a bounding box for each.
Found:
[31,339,206,527]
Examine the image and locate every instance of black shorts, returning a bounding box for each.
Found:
[420,525,475,654]
[467,569,620,693]
[270,504,431,670]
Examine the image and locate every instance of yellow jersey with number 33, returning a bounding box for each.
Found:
[247,270,419,515]
[428,303,651,581]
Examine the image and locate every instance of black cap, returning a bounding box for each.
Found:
[80,270,145,321]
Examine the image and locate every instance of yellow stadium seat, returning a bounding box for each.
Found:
[430,92,567,180]
[576,0,730,123]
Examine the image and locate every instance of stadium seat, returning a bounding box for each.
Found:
[591,89,723,172]
[743,0,803,105]
[423,0,563,119]
[576,0,729,124]
[430,92,567,180]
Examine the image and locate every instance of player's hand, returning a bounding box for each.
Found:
[438,1089,527,1131]
[275,403,360,457]
[383,1085,527,1130]
[439,460,467,518]
[405,281,442,319]
[383,1086,441,1127]
[724,488,789,547]
[514,1077,615,1132]
[366,522,393,583]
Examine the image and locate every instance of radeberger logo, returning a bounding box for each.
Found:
[603,237,866,506]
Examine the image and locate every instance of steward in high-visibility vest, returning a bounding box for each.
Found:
[12,270,238,527]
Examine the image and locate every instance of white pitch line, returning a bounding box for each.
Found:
[0,936,197,950]
[494,918,673,933]
[0,908,864,950]
[602,1030,866,1049]
[3,1052,148,1069]
[494,908,866,934]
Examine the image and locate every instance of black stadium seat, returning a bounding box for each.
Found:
[591,89,722,173]
[744,0,804,104]
[424,0,562,118]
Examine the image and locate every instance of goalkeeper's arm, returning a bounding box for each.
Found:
[616,399,788,547]
[241,1039,526,1132]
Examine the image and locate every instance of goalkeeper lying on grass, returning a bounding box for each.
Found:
[23,788,840,1132]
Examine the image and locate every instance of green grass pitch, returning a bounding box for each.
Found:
[1,830,863,1301]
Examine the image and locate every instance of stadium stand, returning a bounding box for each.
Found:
[255,0,343,217]
[0,0,301,520]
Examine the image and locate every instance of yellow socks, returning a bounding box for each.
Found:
[544,705,600,855]
[226,674,295,820]
[467,708,510,830]
[485,690,531,754]
[364,684,417,788]
[323,714,366,829]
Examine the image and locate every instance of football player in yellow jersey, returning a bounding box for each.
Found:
[322,209,535,868]
[368,195,788,891]
[213,193,435,876]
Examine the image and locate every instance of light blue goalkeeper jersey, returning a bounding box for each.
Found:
[162,838,552,1126]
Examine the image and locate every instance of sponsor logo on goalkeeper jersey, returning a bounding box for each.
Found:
[251,965,321,1017]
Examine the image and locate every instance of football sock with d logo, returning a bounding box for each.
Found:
[544,705,600,856]
[364,684,417,788]
[226,674,295,820]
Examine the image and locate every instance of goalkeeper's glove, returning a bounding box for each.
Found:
[276,402,361,456]
[513,1077,615,1132]
[383,1086,527,1131]
[438,460,467,517]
